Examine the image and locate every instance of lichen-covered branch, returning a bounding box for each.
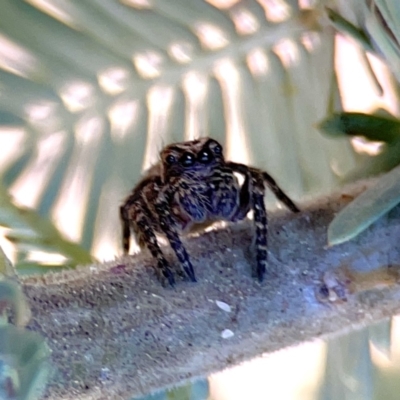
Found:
[21,179,400,400]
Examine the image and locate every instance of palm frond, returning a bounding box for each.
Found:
[0,182,93,272]
[0,0,365,269]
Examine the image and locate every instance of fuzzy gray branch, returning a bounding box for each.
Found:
[21,180,400,400]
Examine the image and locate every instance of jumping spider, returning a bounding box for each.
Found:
[120,137,299,286]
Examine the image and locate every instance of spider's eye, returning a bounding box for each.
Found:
[180,152,195,167]
[198,149,213,164]
[213,144,222,155]
[166,154,176,165]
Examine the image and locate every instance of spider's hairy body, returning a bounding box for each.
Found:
[120,137,299,286]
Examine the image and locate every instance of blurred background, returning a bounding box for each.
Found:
[1,0,400,399]
[2,0,400,272]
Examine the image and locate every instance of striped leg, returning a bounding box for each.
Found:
[122,202,175,286]
[226,162,299,213]
[227,161,299,281]
[261,172,300,213]
[155,195,197,282]
[251,174,268,282]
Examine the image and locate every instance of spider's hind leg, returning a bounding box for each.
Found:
[261,172,300,213]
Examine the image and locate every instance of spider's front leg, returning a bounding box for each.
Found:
[154,192,197,283]
[120,201,176,286]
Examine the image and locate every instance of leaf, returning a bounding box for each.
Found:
[324,6,383,95]
[325,7,375,53]
[323,1,400,246]
[0,247,31,327]
[342,138,400,181]
[0,324,50,400]
[318,112,400,143]
[364,1,400,82]
[0,246,15,279]
[0,183,93,268]
[328,163,400,245]
[0,279,31,327]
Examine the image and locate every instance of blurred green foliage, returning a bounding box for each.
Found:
[0,247,49,400]
[0,183,93,273]
[321,0,400,246]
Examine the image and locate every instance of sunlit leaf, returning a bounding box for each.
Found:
[325,7,375,53]
[328,163,400,246]
[319,112,400,143]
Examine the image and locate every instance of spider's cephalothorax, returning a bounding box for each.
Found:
[120,137,299,286]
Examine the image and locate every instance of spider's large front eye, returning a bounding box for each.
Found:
[166,154,176,165]
[213,144,222,154]
[180,152,195,167]
[198,149,213,164]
